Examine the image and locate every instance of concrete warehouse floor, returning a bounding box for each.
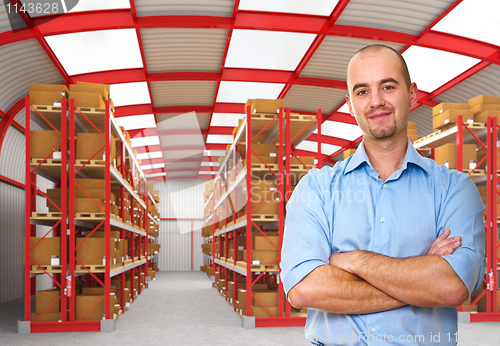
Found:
[0,272,499,345]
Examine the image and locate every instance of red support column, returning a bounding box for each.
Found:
[278,107,284,317]
[68,98,76,320]
[245,105,252,317]
[285,107,292,318]
[491,117,498,313]
[456,115,463,172]
[104,100,111,320]
[60,98,68,322]
[24,96,31,322]
[317,109,322,168]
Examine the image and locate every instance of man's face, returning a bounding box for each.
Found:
[346,49,417,141]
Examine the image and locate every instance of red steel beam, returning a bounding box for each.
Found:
[127,127,234,138]
[307,134,352,148]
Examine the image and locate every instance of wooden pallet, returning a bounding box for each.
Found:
[75,264,106,272]
[250,163,279,171]
[252,214,279,222]
[75,159,106,166]
[414,122,486,145]
[463,168,486,176]
[31,158,63,165]
[226,258,235,265]
[289,164,315,171]
[250,263,279,272]
[76,212,106,219]
[32,104,63,113]
[75,106,107,114]
[31,264,62,273]
[31,212,62,219]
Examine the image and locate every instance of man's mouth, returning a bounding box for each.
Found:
[369,112,392,120]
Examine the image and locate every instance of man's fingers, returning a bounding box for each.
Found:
[436,229,451,241]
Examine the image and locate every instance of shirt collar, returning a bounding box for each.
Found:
[344,138,429,176]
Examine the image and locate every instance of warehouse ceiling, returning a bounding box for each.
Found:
[0,0,499,181]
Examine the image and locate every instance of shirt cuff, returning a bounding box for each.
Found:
[442,247,482,298]
[282,259,326,297]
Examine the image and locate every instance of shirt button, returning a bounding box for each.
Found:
[383,184,387,188]
[371,328,376,333]
[380,218,385,223]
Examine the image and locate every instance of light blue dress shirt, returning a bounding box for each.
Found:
[281,139,486,346]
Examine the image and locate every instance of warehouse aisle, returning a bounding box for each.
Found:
[0,272,309,345]
[1,272,499,345]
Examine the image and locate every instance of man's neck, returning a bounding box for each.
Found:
[363,132,408,181]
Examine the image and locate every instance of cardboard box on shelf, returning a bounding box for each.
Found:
[36,289,61,313]
[434,144,476,170]
[76,295,116,321]
[69,91,106,109]
[75,238,116,265]
[252,306,279,317]
[432,103,469,117]
[244,250,279,266]
[76,133,116,163]
[29,84,69,106]
[469,94,500,108]
[247,99,284,114]
[31,312,61,322]
[28,237,60,266]
[343,148,357,160]
[469,104,500,115]
[475,110,500,124]
[70,82,110,100]
[239,143,279,165]
[252,290,279,308]
[30,131,62,159]
[433,109,474,130]
[254,235,278,251]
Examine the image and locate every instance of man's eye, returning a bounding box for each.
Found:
[383,85,394,90]
[357,90,367,96]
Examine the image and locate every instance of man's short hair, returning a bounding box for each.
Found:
[351,44,412,89]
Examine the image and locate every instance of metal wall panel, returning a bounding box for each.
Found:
[0,126,26,184]
[301,36,405,80]
[0,40,63,113]
[283,84,346,114]
[409,106,434,137]
[435,64,500,104]
[141,28,228,73]
[337,0,455,35]
[157,179,208,271]
[0,3,26,33]
[0,183,24,304]
[150,81,218,108]
[136,0,234,17]
[13,108,45,131]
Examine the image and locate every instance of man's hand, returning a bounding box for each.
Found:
[427,230,461,256]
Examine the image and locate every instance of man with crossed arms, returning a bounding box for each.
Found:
[280,44,486,346]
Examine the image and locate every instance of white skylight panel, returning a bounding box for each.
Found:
[216,81,285,103]
[402,46,480,93]
[69,0,131,12]
[432,0,500,47]
[130,136,160,148]
[206,135,234,144]
[337,103,350,114]
[238,0,339,16]
[295,140,341,156]
[44,29,143,76]
[199,171,216,175]
[136,151,163,160]
[203,150,227,157]
[145,172,166,178]
[225,29,316,71]
[115,114,156,131]
[141,163,165,171]
[210,113,246,127]
[201,162,220,167]
[110,82,151,107]
[314,121,362,141]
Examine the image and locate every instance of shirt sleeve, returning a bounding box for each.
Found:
[280,168,332,296]
[439,172,486,297]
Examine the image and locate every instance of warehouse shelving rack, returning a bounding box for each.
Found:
[202,105,318,327]
[22,95,160,333]
[414,115,500,322]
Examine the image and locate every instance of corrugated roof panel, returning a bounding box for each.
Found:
[168,171,198,177]
[0,126,25,184]
[136,0,234,17]
[0,40,63,113]
[409,105,433,136]
[157,113,211,130]
[151,81,217,108]
[301,36,405,80]
[141,28,228,73]
[435,64,500,104]
[0,4,26,33]
[283,85,346,114]
[14,109,47,131]
[163,150,203,160]
[336,0,456,35]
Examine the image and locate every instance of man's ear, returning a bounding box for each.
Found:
[409,82,418,108]
[345,95,354,117]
